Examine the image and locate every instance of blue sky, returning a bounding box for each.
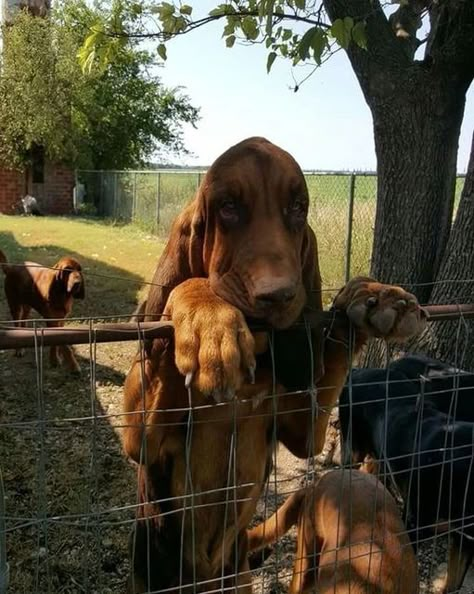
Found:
[157,3,474,171]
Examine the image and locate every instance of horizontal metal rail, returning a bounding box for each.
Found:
[0,304,472,350]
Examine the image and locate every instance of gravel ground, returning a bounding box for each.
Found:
[1,344,473,593]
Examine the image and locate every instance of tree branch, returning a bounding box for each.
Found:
[105,9,331,41]
[322,0,414,101]
[427,0,474,79]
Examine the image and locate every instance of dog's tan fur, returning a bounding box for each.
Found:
[248,469,419,593]
[0,249,85,372]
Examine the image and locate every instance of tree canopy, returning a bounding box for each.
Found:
[0,1,199,170]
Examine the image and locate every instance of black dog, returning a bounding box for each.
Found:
[389,354,474,422]
[339,357,474,594]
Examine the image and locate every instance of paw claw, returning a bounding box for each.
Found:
[367,296,377,307]
[248,365,256,385]
[224,388,235,401]
[185,372,194,389]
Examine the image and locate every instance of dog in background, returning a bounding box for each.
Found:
[247,469,419,593]
[389,354,474,422]
[21,195,43,216]
[0,249,85,373]
[339,363,474,593]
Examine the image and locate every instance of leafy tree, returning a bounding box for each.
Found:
[0,3,199,170]
[0,11,80,168]
[80,0,474,367]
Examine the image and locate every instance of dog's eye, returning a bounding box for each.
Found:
[286,197,308,227]
[219,199,240,225]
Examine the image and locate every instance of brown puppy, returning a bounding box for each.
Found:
[123,137,426,593]
[247,469,419,594]
[0,249,85,372]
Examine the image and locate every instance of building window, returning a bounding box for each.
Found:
[31,145,45,184]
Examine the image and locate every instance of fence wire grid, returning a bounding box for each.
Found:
[0,269,474,594]
[76,170,466,287]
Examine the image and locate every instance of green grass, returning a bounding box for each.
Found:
[0,215,164,322]
[0,203,374,317]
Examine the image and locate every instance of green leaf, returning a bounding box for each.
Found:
[282,28,292,41]
[226,34,236,47]
[157,43,167,60]
[223,20,236,36]
[157,2,175,20]
[179,4,192,15]
[352,20,367,49]
[311,28,327,64]
[330,16,353,50]
[298,27,315,60]
[209,4,235,16]
[294,0,305,9]
[266,51,277,73]
[241,16,259,40]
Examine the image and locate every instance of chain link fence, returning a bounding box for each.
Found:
[75,170,467,295]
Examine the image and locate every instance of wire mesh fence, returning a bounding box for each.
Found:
[76,170,467,290]
[1,292,474,593]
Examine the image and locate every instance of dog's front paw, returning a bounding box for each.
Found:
[167,279,256,402]
[333,277,427,341]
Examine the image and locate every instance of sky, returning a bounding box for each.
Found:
[157,2,474,172]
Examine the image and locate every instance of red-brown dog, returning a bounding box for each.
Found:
[248,469,419,594]
[122,137,426,593]
[0,249,85,372]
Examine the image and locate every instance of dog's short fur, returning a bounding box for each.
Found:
[339,363,474,593]
[247,469,419,593]
[21,195,43,216]
[389,354,474,422]
[0,249,85,372]
[122,138,426,592]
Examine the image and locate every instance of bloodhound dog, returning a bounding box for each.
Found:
[123,137,426,593]
[0,249,85,372]
[247,469,419,593]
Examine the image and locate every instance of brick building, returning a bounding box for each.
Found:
[0,0,74,215]
[0,160,75,215]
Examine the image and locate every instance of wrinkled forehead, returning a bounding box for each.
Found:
[58,258,82,271]
[203,139,307,201]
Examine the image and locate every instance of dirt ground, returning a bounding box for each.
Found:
[1,339,474,593]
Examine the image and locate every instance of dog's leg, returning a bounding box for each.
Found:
[46,320,61,369]
[443,533,474,593]
[45,320,80,373]
[10,304,28,357]
[289,512,320,594]
[59,345,81,374]
[234,556,253,594]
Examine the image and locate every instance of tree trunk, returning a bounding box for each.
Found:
[426,131,474,370]
[369,70,468,303]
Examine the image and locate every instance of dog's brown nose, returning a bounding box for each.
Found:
[254,280,297,307]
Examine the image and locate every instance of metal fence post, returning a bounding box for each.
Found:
[98,171,103,216]
[155,172,161,234]
[132,172,137,222]
[0,468,9,594]
[113,172,118,219]
[344,173,356,283]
